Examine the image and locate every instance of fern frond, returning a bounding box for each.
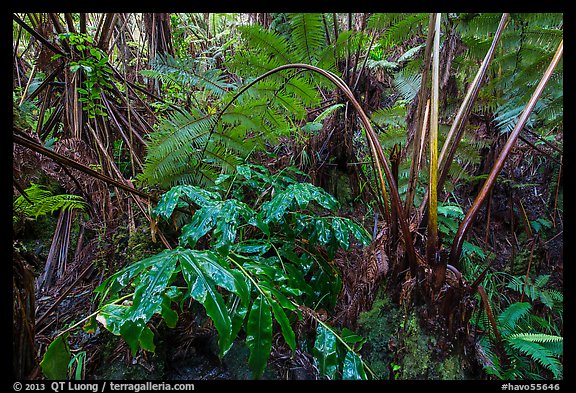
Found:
[392,71,421,102]
[281,75,322,108]
[376,126,407,152]
[506,275,525,293]
[288,13,326,65]
[142,53,235,98]
[498,302,532,336]
[371,104,407,129]
[236,25,293,65]
[506,334,563,379]
[511,333,563,345]
[522,27,563,52]
[512,13,563,29]
[138,109,248,189]
[229,52,285,79]
[533,275,551,288]
[13,183,87,222]
[456,13,503,39]
[379,13,428,49]
[367,13,408,32]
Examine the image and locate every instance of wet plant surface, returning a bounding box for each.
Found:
[13,12,562,382]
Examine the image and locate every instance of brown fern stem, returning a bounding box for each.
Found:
[449,39,563,267]
[210,63,420,275]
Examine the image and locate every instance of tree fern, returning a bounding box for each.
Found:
[141,53,236,99]
[392,71,422,102]
[288,13,326,66]
[375,13,429,49]
[13,183,87,223]
[137,109,247,189]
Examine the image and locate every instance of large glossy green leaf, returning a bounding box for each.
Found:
[138,326,157,352]
[40,333,71,380]
[227,296,249,356]
[259,281,297,311]
[243,260,284,282]
[212,200,248,254]
[260,191,293,224]
[278,247,315,297]
[120,319,148,354]
[236,165,252,179]
[331,217,351,250]
[260,183,339,224]
[248,213,270,235]
[161,293,179,328]
[130,251,179,323]
[152,186,185,221]
[180,203,221,247]
[246,294,273,379]
[188,249,250,305]
[267,296,296,351]
[309,264,341,309]
[232,239,271,256]
[342,219,372,246]
[178,249,233,355]
[97,307,157,354]
[95,249,180,355]
[312,218,333,246]
[152,184,220,221]
[94,248,176,303]
[313,324,339,379]
[180,199,255,253]
[342,351,368,380]
[96,304,130,335]
[340,327,367,351]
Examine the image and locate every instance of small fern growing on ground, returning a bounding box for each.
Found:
[475,297,563,379]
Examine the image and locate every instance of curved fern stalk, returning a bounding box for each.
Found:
[437,13,510,191]
[478,285,507,366]
[416,13,510,225]
[449,39,563,268]
[427,14,442,288]
[404,13,437,216]
[209,63,420,275]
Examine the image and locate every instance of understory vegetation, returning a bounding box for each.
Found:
[13,12,563,382]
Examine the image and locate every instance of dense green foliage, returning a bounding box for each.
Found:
[13,183,87,225]
[93,164,371,378]
[14,12,562,381]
